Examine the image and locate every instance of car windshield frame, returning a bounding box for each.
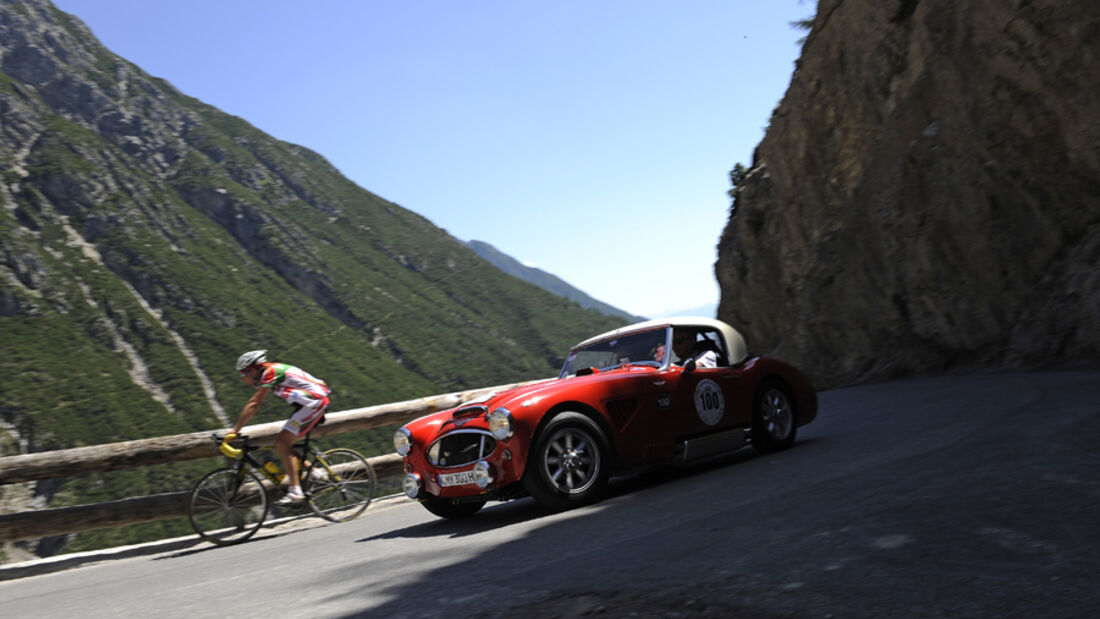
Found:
[559,326,672,378]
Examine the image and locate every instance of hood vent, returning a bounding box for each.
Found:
[452,405,488,419]
[605,398,638,431]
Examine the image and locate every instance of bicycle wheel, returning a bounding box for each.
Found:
[188,467,269,545]
[303,448,376,522]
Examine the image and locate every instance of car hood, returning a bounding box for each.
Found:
[402,366,662,438]
[403,379,554,437]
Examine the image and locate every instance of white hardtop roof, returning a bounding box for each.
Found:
[572,316,749,364]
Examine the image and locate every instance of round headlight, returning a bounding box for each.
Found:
[487,408,514,440]
[473,461,493,489]
[402,473,421,499]
[394,427,412,456]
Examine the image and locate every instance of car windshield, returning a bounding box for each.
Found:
[560,328,670,377]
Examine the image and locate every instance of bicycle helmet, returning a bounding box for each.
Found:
[235,350,267,372]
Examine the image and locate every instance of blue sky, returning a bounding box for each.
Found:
[52,0,811,319]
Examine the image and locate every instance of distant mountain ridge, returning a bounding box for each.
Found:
[466,240,645,322]
[662,302,717,319]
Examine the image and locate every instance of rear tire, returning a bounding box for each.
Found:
[188,467,269,545]
[523,412,610,511]
[303,448,376,522]
[751,381,797,453]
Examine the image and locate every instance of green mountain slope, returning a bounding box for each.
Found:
[0,0,625,559]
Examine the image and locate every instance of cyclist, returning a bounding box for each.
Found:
[230,350,331,505]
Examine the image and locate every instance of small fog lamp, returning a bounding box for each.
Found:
[473,461,493,489]
[402,473,421,499]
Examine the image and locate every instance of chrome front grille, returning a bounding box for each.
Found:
[427,430,497,468]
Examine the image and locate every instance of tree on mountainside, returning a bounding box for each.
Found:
[791,0,816,45]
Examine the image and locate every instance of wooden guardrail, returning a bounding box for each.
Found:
[0,379,545,543]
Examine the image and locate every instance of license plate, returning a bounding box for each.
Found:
[439,470,478,487]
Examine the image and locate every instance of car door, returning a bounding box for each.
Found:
[600,367,679,465]
[671,365,751,438]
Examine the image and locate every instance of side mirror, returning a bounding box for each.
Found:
[683,358,697,374]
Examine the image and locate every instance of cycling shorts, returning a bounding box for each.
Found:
[283,397,330,438]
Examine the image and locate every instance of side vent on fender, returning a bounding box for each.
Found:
[605,398,638,432]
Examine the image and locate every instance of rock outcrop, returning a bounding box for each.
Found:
[716,0,1100,388]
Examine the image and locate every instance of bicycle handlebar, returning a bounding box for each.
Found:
[215,432,245,458]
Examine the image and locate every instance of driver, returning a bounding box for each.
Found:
[672,328,718,369]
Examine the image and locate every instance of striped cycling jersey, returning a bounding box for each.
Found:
[258,363,330,406]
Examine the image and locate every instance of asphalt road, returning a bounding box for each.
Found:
[1,367,1097,618]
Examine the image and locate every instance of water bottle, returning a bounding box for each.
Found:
[262,456,286,483]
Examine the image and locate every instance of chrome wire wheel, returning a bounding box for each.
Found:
[541,425,601,495]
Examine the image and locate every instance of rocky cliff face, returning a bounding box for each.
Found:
[716,0,1100,388]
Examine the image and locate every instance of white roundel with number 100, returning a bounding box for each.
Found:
[694,379,725,425]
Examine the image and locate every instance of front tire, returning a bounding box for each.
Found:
[422,497,487,519]
[188,467,269,545]
[523,412,610,511]
[751,381,797,453]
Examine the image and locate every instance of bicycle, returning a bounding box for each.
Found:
[187,430,377,545]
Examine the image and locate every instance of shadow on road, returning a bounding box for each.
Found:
[330,370,1100,618]
[355,440,796,543]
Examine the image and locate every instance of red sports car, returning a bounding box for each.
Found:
[394,317,817,518]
